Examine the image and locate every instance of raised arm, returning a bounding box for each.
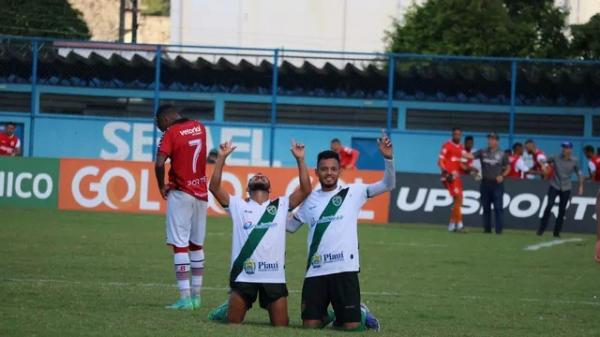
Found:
[366,129,396,198]
[208,140,236,207]
[288,139,312,209]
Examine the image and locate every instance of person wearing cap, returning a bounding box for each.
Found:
[472,133,510,234]
[537,141,584,237]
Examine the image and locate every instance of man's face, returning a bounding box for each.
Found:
[465,139,473,151]
[316,158,340,188]
[452,130,462,143]
[585,150,594,159]
[5,124,15,136]
[525,142,535,154]
[514,145,523,156]
[488,137,498,149]
[330,142,341,152]
[156,116,169,132]
[562,147,572,157]
[248,173,271,194]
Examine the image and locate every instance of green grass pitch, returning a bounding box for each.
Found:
[1,207,599,337]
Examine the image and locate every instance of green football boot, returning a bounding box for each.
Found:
[165,297,193,310]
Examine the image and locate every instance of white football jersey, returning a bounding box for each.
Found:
[293,183,368,278]
[227,195,288,283]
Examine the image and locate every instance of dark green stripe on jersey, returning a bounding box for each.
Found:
[306,187,350,271]
[230,198,280,283]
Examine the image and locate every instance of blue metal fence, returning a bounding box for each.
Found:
[0,34,599,165]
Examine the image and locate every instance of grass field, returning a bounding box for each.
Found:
[1,207,599,337]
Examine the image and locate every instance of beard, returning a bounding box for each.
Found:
[248,181,270,192]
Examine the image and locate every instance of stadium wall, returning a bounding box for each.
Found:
[2,156,596,233]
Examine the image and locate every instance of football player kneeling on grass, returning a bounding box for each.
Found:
[208,139,311,326]
[287,129,396,332]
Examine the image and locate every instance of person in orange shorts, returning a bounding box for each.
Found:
[438,127,473,232]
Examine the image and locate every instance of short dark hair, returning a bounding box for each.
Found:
[512,142,523,151]
[5,121,16,127]
[524,139,535,145]
[317,150,340,166]
[452,127,461,132]
[584,145,595,153]
[156,104,178,118]
[330,138,341,144]
[465,135,474,142]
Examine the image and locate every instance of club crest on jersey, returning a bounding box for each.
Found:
[311,255,322,268]
[266,205,277,215]
[243,221,253,230]
[243,259,256,274]
[332,195,343,207]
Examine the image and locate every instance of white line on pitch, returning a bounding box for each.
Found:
[524,238,583,251]
[2,277,598,307]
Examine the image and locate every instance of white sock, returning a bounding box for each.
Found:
[190,249,205,297]
[174,252,191,299]
[456,222,464,229]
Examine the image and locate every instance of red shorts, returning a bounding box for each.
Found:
[442,176,463,197]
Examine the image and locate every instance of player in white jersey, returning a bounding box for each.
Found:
[208,139,311,326]
[287,129,396,332]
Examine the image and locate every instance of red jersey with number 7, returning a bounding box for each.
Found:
[157,119,208,201]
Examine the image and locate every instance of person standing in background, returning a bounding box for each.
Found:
[507,143,529,179]
[439,127,474,232]
[462,135,481,177]
[584,145,600,182]
[473,133,510,234]
[537,142,584,238]
[330,138,360,170]
[0,122,21,156]
[525,139,550,179]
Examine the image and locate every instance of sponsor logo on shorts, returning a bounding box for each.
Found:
[243,259,256,274]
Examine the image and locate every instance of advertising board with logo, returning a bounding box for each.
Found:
[0,157,59,208]
[57,158,389,223]
[389,172,598,233]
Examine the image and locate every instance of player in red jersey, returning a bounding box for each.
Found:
[155,105,208,310]
[438,127,473,232]
[506,142,529,179]
[0,122,21,156]
[584,145,600,182]
[330,138,359,170]
[524,139,551,179]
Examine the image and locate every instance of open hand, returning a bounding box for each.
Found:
[290,139,305,160]
[377,129,393,159]
[218,140,236,158]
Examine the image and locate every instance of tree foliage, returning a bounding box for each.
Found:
[570,14,600,59]
[384,0,570,58]
[0,0,90,39]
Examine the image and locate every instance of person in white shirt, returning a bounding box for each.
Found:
[287,129,396,332]
[207,139,311,326]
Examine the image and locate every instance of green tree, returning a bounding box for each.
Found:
[0,0,90,39]
[385,0,569,58]
[570,14,600,59]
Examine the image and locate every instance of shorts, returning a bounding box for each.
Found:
[301,272,361,325]
[166,190,207,248]
[442,175,463,197]
[230,282,288,309]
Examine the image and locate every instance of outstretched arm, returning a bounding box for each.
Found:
[366,129,396,198]
[208,140,236,207]
[289,140,312,209]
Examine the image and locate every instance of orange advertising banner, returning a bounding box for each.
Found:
[58,158,389,223]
